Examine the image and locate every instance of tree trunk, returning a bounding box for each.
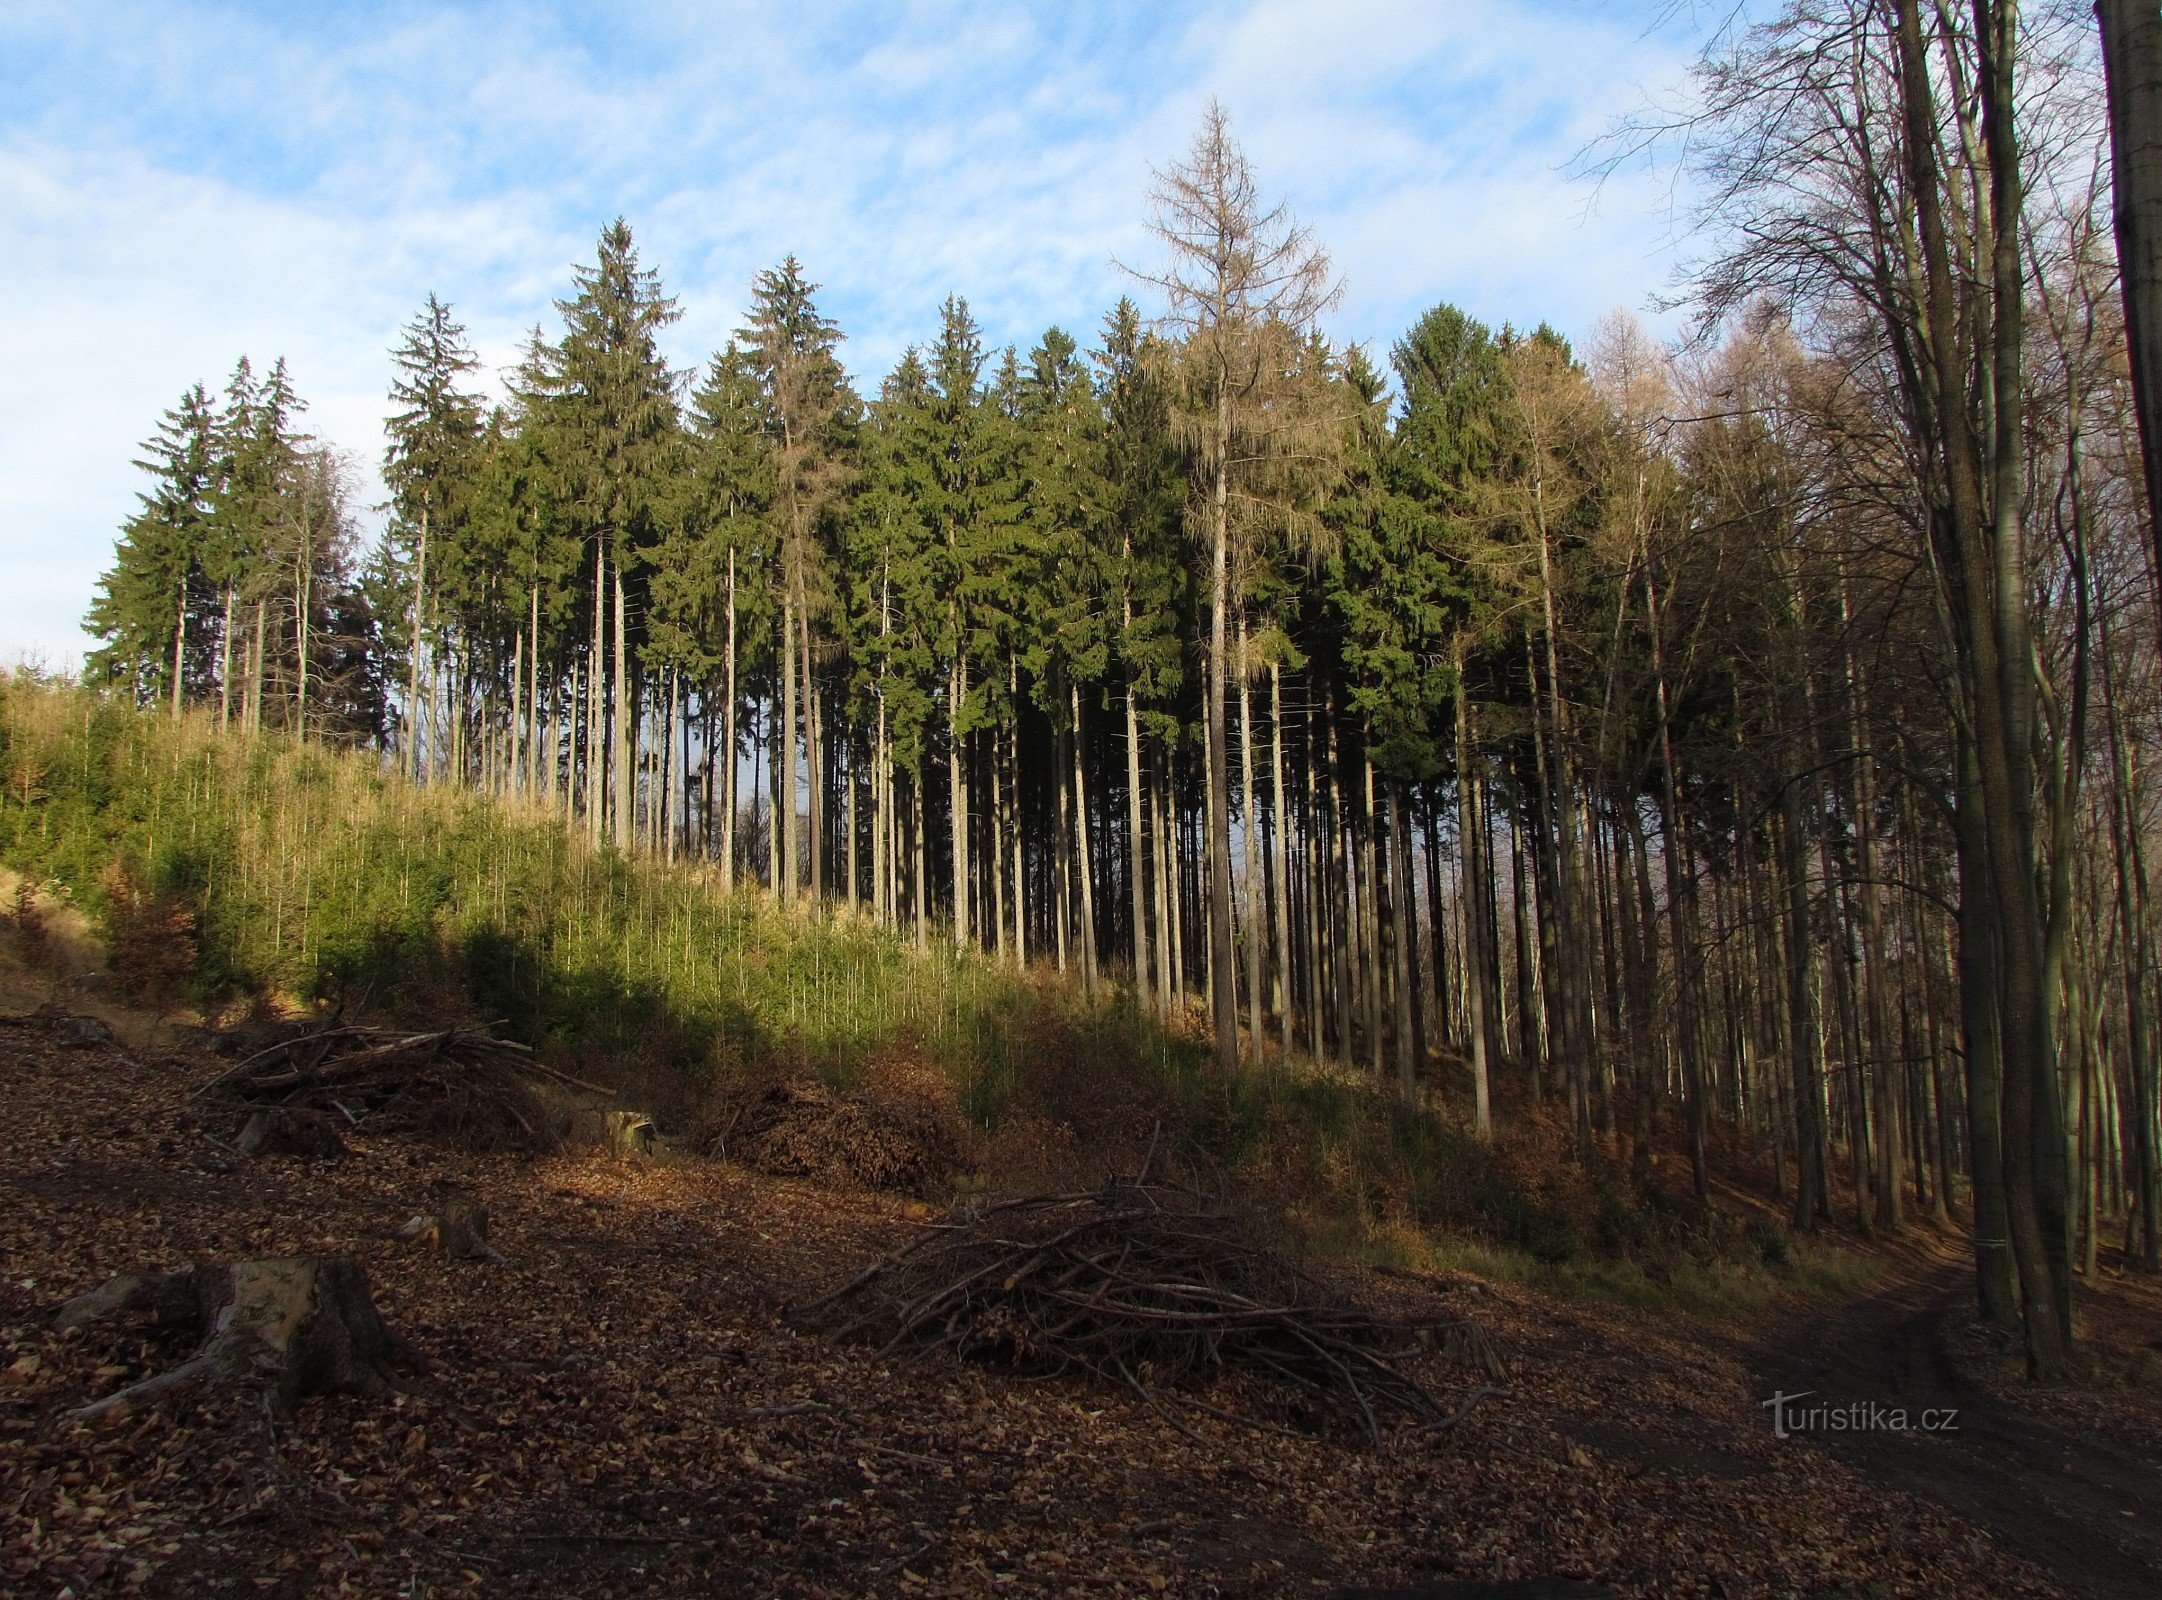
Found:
[408,506,429,777]
[2103,603,2162,1269]
[585,547,603,839]
[801,594,822,900]
[2099,0,2162,621]
[1072,682,1098,995]
[1269,663,1294,1059]
[1455,666,1492,1136]
[1782,774,1829,1230]
[780,598,799,897]
[723,549,738,888]
[1388,778,1417,1099]
[950,658,969,948]
[612,566,630,852]
[1206,393,1239,1074]
[1127,675,1152,1010]
[56,1258,415,1422]
[1238,622,1262,1053]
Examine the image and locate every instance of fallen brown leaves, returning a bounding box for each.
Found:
[0,1009,2075,1598]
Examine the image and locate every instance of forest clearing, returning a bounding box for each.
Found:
[1,692,2160,1597]
[0,988,2156,1600]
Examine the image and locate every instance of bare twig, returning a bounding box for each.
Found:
[797,1176,1497,1445]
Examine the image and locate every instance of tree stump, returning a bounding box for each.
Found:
[567,1108,654,1160]
[396,1195,506,1263]
[53,1257,416,1421]
[235,1107,347,1159]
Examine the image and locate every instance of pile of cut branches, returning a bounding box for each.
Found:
[798,1176,1502,1443]
[715,1080,963,1194]
[195,1024,604,1152]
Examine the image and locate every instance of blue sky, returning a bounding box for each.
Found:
[0,0,1706,669]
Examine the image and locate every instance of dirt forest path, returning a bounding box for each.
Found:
[1744,1261,2162,1600]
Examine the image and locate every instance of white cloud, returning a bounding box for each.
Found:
[0,0,1702,669]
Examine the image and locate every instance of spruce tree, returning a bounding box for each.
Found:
[527,221,684,848]
[850,350,946,930]
[1095,299,1190,1007]
[383,295,487,778]
[738,257,856,896]
[667,343,778,874]
[1138,103,1338,1073]
[85,384,222,710]
[926,296,1001,944]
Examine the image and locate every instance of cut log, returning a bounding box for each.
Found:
[54,1256,416,1421]
[235,1107,347,1159]
[396,1195,506,1263]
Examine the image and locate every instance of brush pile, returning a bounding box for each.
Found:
[196,1024,602,1152]
[716,1080,964,1194]
[799,1176,1501,1442]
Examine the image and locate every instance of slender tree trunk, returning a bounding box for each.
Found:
[1388,779,1416,1098]
[722,550,738,889]
[780,598,799,897]
[800,593,822,901]
[510,629,525,802]
[2104,605,2162,1269]
[169,572,188,725]
[950,657,969,948]
[667,669,683,863]
[1152,759,1176,1006]
[1238,622,1263,1054]
[525,586,541,801]
[1783,772,1829,1230]
[407,506,428,777]
[1010,715,1025,962]
[2099,0,2162,618]
[1303,705,1326,1060]
[1644,555,1708,1200]
[1511,805,1542,1098]
[1127,674,1152,1010]
[912,767,928,949]
[293,540,311,738]
[1072,683,1098,995]
[1959,732,2021,1317]
[612,567,630,852]
[585,547,603,839]
[1167,750,1187,1006]
[1326,707,1354,1068]
[1362,752,1384,1078]
[845,723,859,906]
[1455,671,1492,1135]
[1206,391,1238,1074]
[218,586,234,730]
[1269,664,1293,1058]
[992,726,1010,964]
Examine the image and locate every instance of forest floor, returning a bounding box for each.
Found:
[1743,1248,2162,1600]
[2,994,2158,1599]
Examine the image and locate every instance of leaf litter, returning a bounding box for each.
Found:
[0,1008,2073,1597]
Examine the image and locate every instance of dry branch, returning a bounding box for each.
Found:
[196,1024,600,1152]
[797,1176,1501,1444]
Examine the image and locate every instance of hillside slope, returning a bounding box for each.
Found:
[0,1005,2073,1600]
